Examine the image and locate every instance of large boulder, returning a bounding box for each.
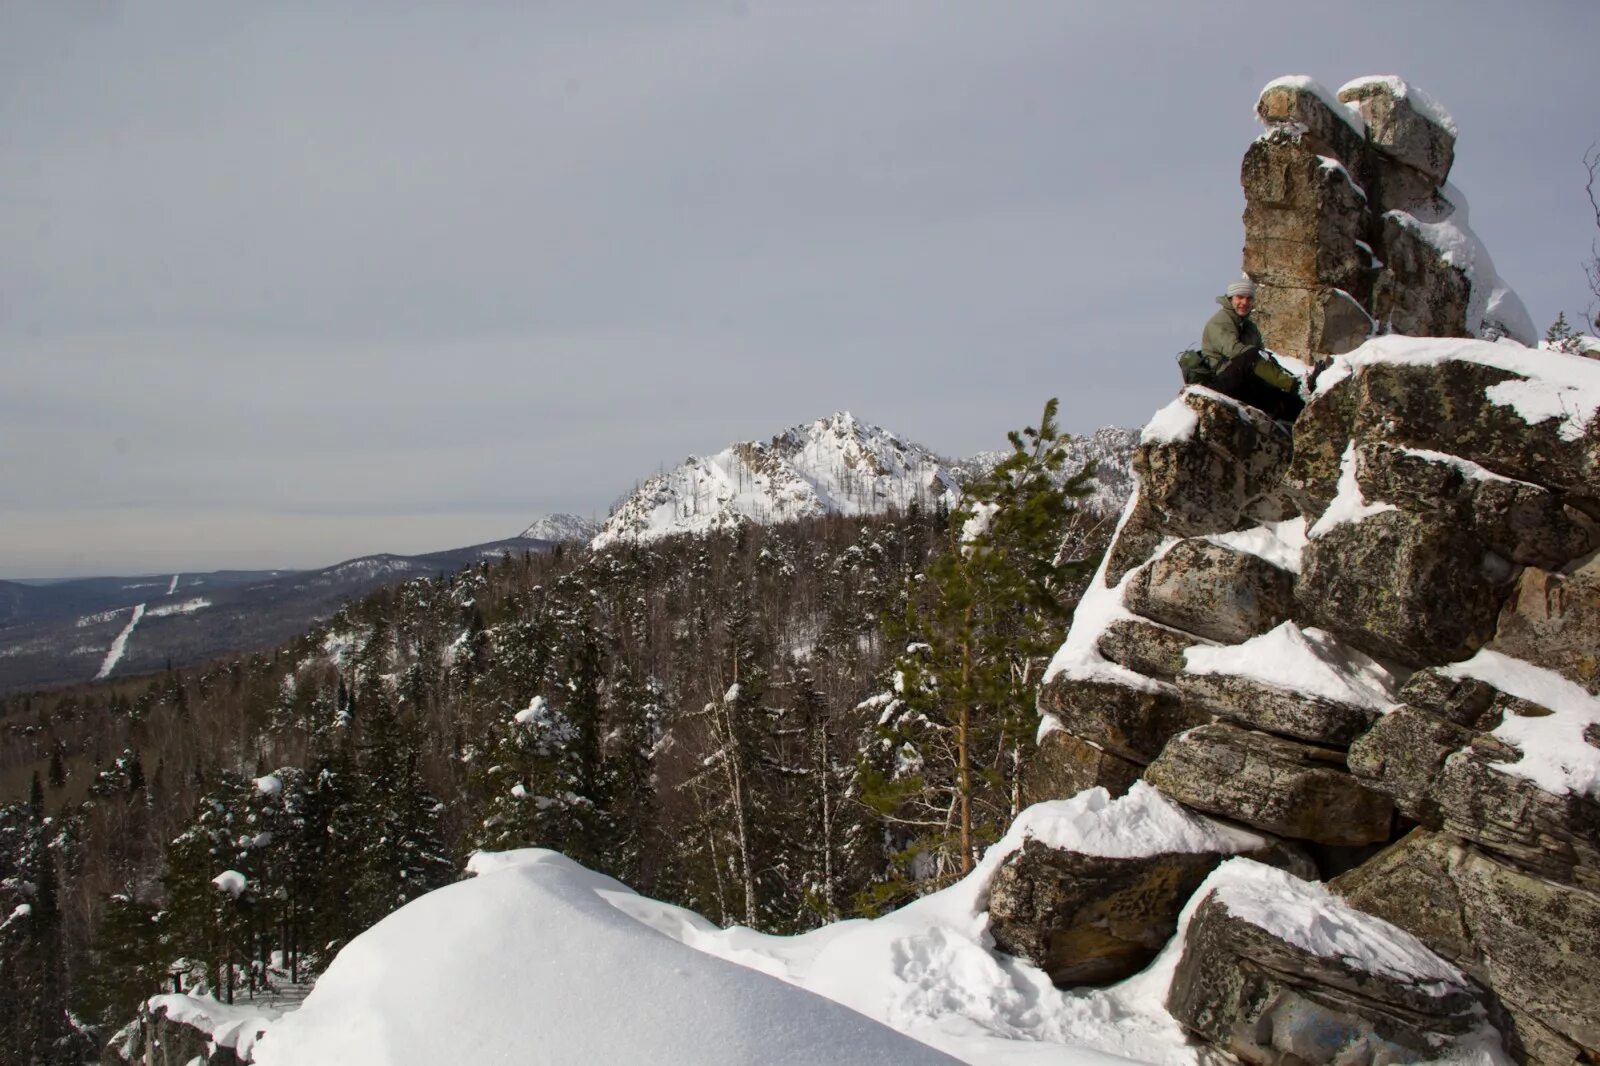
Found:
[1338,77,1456,185]
[1349,702,1600,891]
[1023,727,1141,805]
[1289,354,1600,519]
[1333,830,1600,1065]
[1297,508,1504,668]
[1107,391,1294,585]
[1492,553,1600,693]
[1371,212,1474,345]
[1167,860,1485,1066]
[988,786,1312,989]
[1144,723,1394,846]
[1256,80,1368,171]
[1036,671,1195,766]
[1123,539,1296,645]
[1352,442,1598,569]
[1397,666,1501,728]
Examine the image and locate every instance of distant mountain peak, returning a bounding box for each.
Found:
[519,514,600,543]
[591,413,963,550]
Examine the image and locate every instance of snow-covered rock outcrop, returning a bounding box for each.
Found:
[1034,334,1600,1065]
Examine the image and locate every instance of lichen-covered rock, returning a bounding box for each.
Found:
[1297,509,1503,667]
[1333,830,1600,1064]
[1036,672,1195,765]
[1338,77,1456,184]
[1353,442,1598,569]
[1096,617,1212,681]
[1106,391,1293,585]
[1124,539,1296,645]
[1023,727,1141,805]
[987,840,1237,988]
[1345,704,1494,824]
[1289,356,1600,520]
[1167,860,1484,1066]
[1492,553,1600,694]
[988,789,1314,989]
[1397,667,1501,728]
[1178,671,1381,748]
[1144,724,1394,846]
[1349,703,1600,891]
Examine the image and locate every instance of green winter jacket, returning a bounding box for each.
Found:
[1198,297,1298,392]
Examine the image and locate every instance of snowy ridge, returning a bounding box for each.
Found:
[594,415,1136,550]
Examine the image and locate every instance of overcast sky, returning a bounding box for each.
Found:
[3,1,1597,578]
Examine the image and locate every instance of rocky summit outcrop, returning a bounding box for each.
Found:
[1013,71,1600,1066]
[1246,75,1533,361]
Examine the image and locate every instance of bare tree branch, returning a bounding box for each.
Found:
[1586,142,1600,328]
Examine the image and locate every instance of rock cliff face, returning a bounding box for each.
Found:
[1005,75,1600,1066]
[1246,75,1534,360]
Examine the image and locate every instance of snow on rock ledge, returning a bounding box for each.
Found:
[1166,859,1493,1066]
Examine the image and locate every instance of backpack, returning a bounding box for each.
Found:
[1176,349,1217,386]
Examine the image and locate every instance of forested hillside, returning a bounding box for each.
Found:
[0,412,1113,1061]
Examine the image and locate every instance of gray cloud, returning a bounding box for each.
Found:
[3,1,1598,576]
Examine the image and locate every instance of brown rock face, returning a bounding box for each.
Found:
[1124,539,1297,645]
[1036,672,1194,766]
[1255,83,1368,167]
[1396,667,1501,728]
[1492,553,1600,693]
[987,839,1235,988]
[1333,830,1600,1063]
[1371,212,1473,340]
[1241,126,1373,362]
[1296,509,1503,668]
[1167,885,1482,1065]
[1289,360,1600,518]
[1337,78,1456,184]
[1143,724,1394,846]
[1023,728,1141,805]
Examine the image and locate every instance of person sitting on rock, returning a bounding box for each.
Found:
[1191,275,1305,421]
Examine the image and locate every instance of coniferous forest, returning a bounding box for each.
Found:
[0,406,1111,1062]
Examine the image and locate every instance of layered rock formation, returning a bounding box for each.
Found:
[1246,75,1534,360]
[1005,74,1598,1066]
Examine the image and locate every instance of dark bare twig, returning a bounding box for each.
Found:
[1586,143,1600,328]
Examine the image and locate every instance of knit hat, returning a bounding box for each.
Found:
[1226,275,1257,298]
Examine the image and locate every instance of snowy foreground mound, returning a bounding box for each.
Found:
[240,785,1505,1066]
